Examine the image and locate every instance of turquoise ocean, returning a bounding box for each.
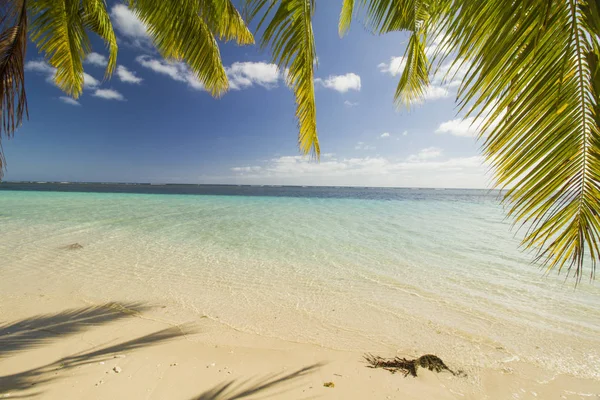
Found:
[1,183,599,379]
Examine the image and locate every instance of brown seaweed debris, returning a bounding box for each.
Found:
[364,354,465,377]
[61,243,83,250]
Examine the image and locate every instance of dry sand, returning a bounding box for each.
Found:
[1,295,598,400]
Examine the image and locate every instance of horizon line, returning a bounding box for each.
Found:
[0,180,500,191]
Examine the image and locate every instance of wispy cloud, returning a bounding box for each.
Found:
[436,113,501,138]
[421,85,450,101]
[84,73,100,89]
[136,55,203,90]
[407,147,442,162]
[380,132,390,138]
[92,88,125,101]
[25,60,99,89]
[315,73,361,93]
[436,118,479,137]
[344,100,358,107]
[231,166,263,173]
[228,154,489,188]
[59,96,81,106]
[25,60,54,74]
[116,65,143,84]
[355,141,375,151]
[138,57,285,92]
[85,52,108,67]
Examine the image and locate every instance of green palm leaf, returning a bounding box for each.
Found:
[0,0,28,179]
[82,0,118,79]
[246,0,320,156]
[338,0,354,37]
[29,0,91,97]
[341,0,433,106]
[394,20,429,108]
[434,0,600,281]
[344,0,600,280]
[201,0,255,45]
[128,0,231,97]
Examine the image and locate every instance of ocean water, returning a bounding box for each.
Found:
[1,183,599,379]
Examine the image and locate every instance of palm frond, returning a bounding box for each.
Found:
[395,29,429,107]
[29,0,91,98]
[348,0,433,107]
[246,0,319,156]
[433,0,600,281]
[200,0,254,45]
[0,0,28,180]
[128,0,229,97]
[339,0,354,37]
[352,0,426,34]
[82,0,118,79]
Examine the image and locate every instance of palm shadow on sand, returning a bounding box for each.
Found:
[189,363,322,400]
[0,302,192,398]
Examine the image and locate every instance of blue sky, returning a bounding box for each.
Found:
[3,1,492,188]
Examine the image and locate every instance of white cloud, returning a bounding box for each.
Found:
[315,73,361,93]
[137,56,182,81]
[380,132,390,138]
[59,96,80,106]
[378,57,406,77]
[110,4,148,40]
[226,62,280,90]
[117,65,143,84]
[407,147,443,162]
[138,57,286,92]
[136,55,203,90]
[402,131,408,136]
[85,52,108,67]
[422,85,450,101]
[228,154,489,188]
[92,88,125,101]
[344,100,358,107]
[230,166,263,173]
[26,60,100,90]
[25,60,55,74]
[355,142,376,151]
[83,73,100,89]
[436,118,479,137]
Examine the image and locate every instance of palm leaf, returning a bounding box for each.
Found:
[338,0,354,37]
[246,0,320,156]
[432,0,600,281]
[350,0,426,34]
[200,0,255,45]
[82,0,118,79]
[394,26,429,107]
[0,0,28,179]
[347,0,433,107]
[29,0,91,98]
[128,0,230,97]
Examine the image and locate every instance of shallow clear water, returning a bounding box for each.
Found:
[1,184,599,378]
